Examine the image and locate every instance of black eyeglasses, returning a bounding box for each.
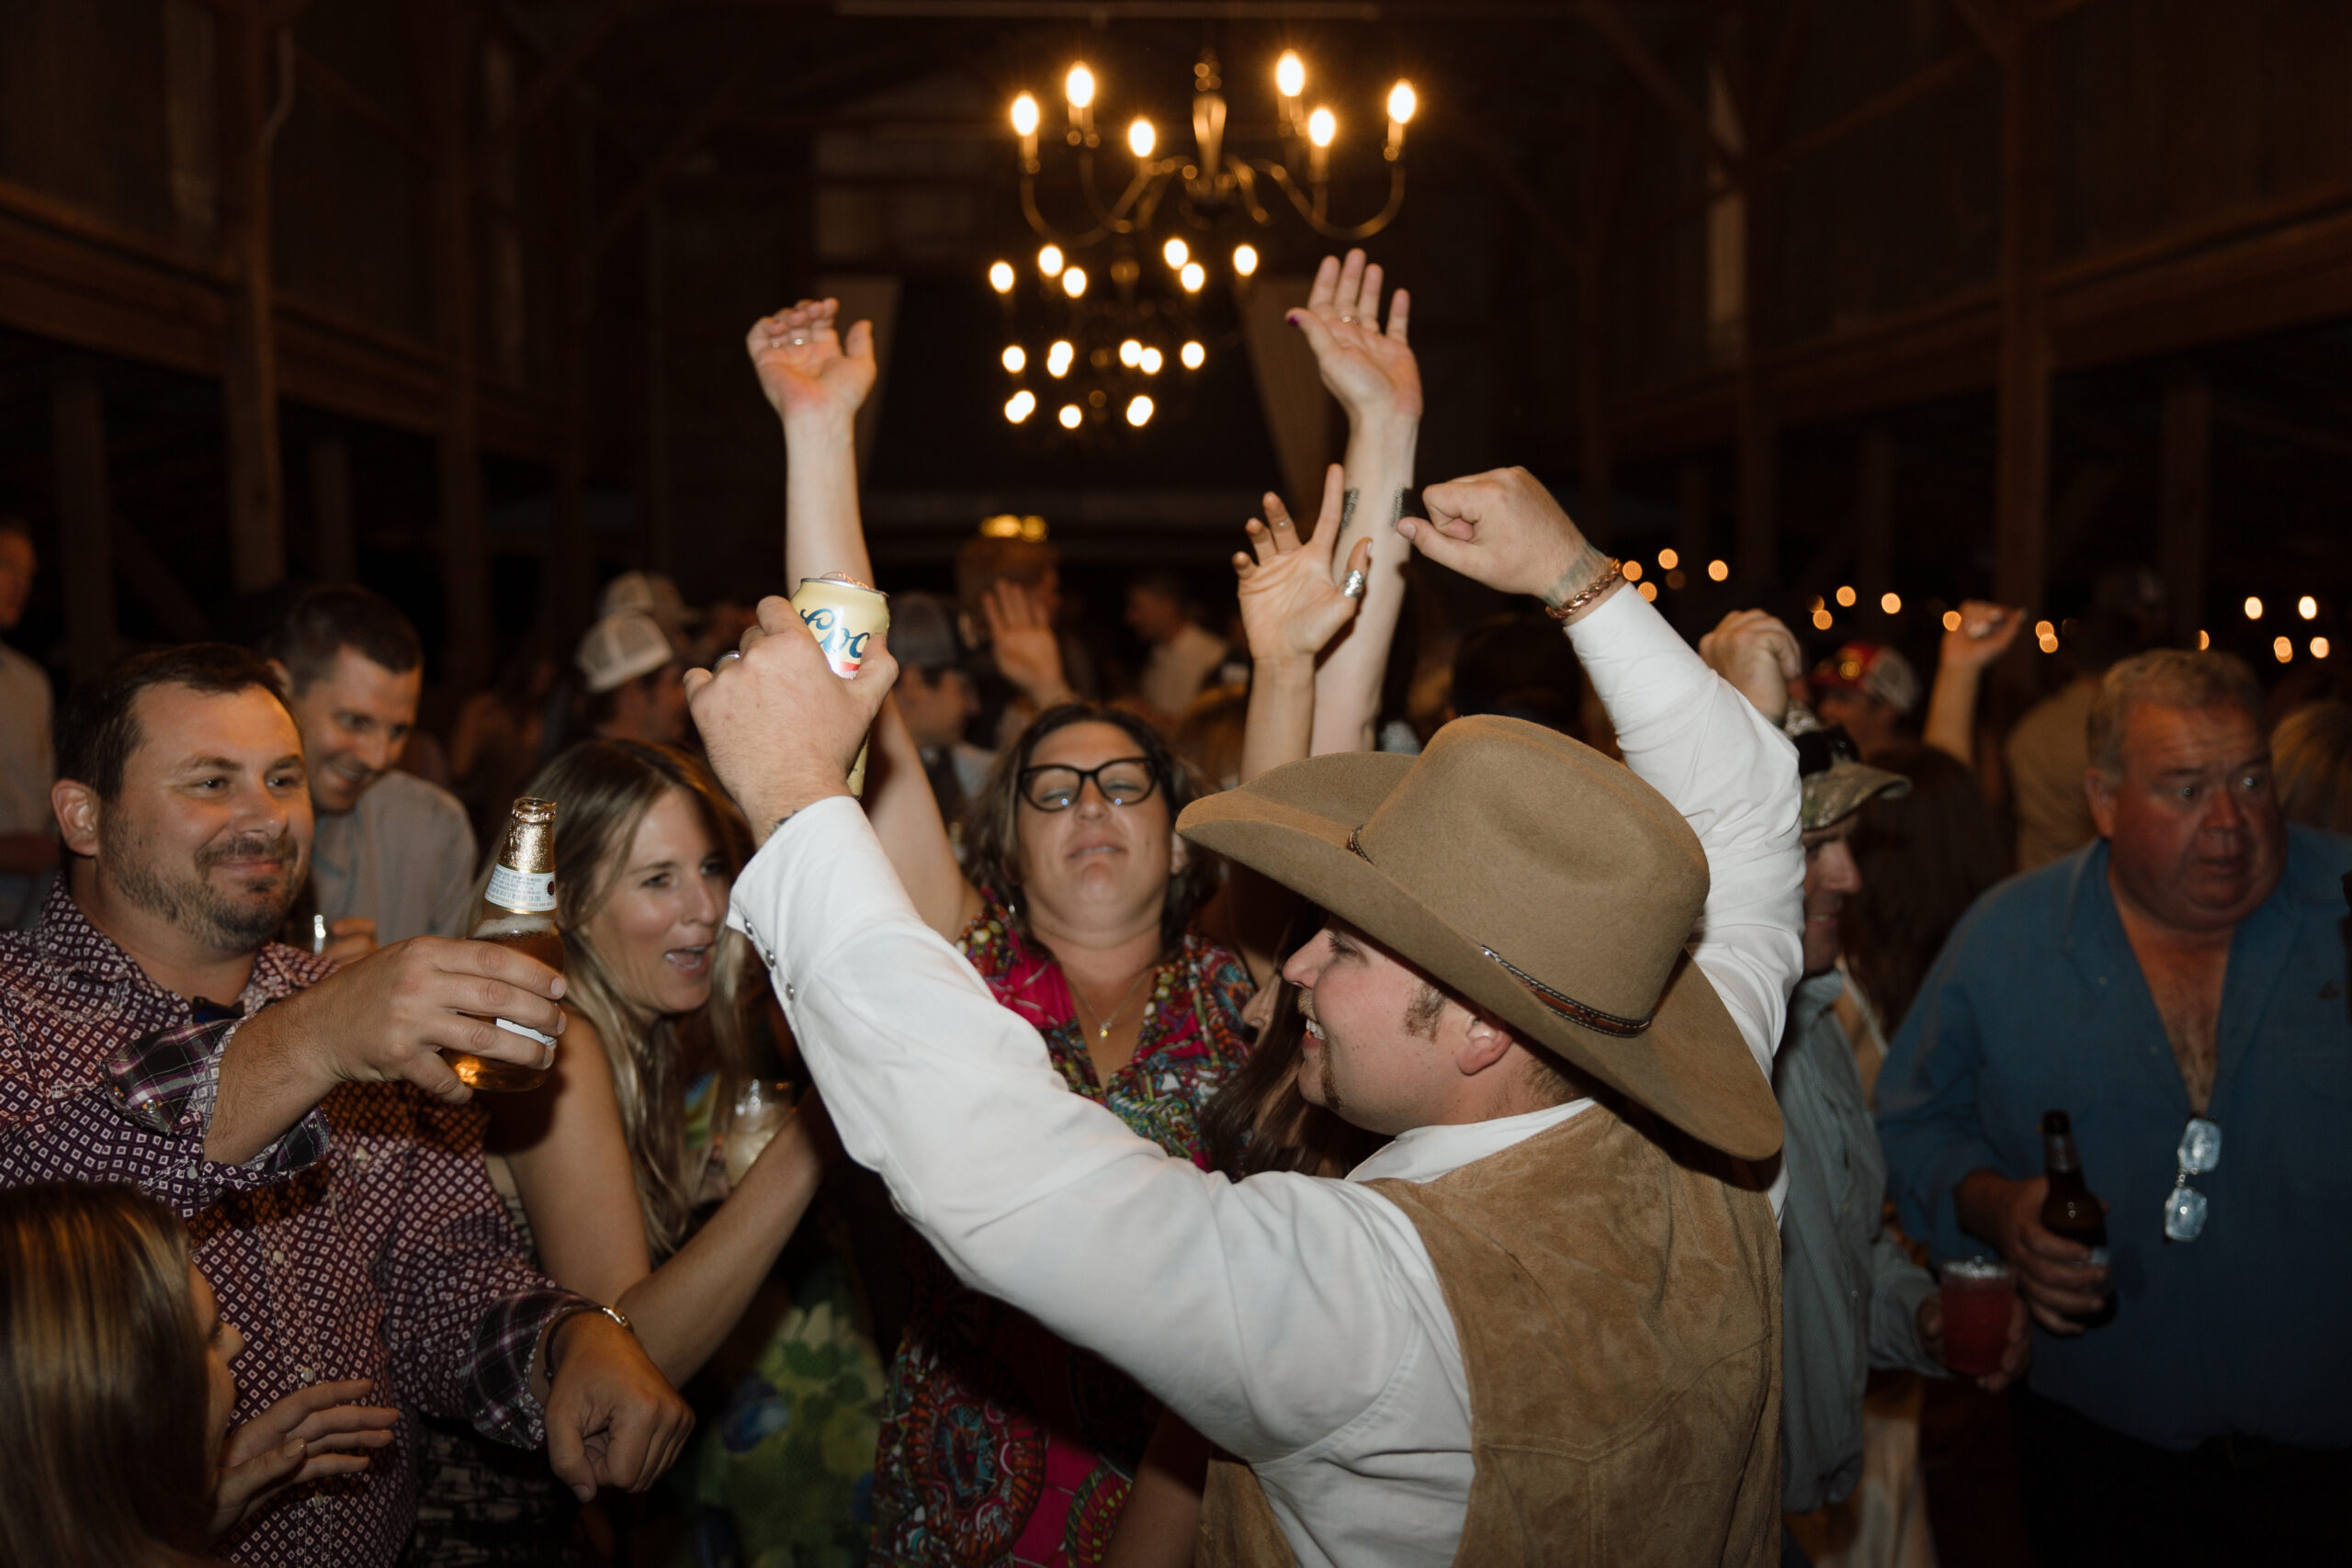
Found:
[1793,726,1863,779]
[1018,757,1162,812]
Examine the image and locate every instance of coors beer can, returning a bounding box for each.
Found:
[789,572,889,795]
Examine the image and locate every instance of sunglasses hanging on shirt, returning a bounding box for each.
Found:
[2163,1116,2222,1242]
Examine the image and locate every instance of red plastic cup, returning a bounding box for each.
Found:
[1939,1258,2015,1377]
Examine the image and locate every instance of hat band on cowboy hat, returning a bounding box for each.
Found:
[1180,715,1781,1161]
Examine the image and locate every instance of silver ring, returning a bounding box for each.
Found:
[787,334,808,346]
[719,650,742,663]
[1340,570,1367,600]
[1338,314,1355,324]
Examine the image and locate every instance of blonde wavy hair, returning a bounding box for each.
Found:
[505,742,760,1257]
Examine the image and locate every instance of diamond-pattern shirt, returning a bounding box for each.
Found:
[0,881,590,1567]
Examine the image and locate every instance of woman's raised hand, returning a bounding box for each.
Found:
[1939,600,2025,671]
[212,1379,398,1538]
[1286,250,1420,428]
[747,299,876,425]
[1235,465,1375,666]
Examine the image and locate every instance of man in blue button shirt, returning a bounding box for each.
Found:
[1877,649,2352,1562]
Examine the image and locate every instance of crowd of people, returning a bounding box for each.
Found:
[1,248,2347,1568]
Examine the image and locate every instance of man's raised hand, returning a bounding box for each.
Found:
[684,594,899,838]
[747,299,876,427]
[1235,464,1374,666]
[1700,610,1804,728]
[1397,468,1614,615]
[1287,249,1419,429]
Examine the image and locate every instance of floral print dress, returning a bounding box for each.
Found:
[865,894,1254,1568]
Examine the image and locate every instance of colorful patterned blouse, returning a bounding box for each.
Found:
[867,893,1255,1567]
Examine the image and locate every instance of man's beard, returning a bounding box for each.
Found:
[103,819,303,953]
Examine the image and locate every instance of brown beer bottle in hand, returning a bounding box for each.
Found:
[2040,1110,2116,1327]
[447,798,566,1092]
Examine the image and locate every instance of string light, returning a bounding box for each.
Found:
[1233,244,1259,278]
[1003,389,1035,423]
[1180,341,1205,369]
[1881,592,1902,615]
[1942,610,1962,631]
[1180,262,1206,293]
[1126,395,1154,427]
[1118,339,1142,367]
[1638,581,1658,602]
[1708,559,1729,581]
[1046,340,1074,378]
[1001,344,1025,373]
[2038,631,2060,653]
[1836,585,1857,608]
[2299,595,2319,620]
[1811,608,1833,630]
[1139,346,1164,374]
[1062,266,1088,298]
[1657,547,1679,570]
[2245,596,2263,620]
[1163,237,1189,269]
[2197,629,2210,649]
[989,261,1015,293]
[1621,559,1643,581]
[2315,637,2333,659]
[2274,635,2293,664]
[2034,620,2054,639]
[1037,244,1064,277]
[1057,403,1082,430]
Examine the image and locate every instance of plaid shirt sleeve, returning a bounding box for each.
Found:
[372,1093,595,1450]
[0,1015,329,1217]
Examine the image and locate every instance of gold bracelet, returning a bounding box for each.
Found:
[1542,557,1623,623]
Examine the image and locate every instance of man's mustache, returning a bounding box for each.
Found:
[197,832,299,874]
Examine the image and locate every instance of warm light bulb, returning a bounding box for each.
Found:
[1180,261,1205,293]
[2038,633,2060,653]
[2274,635,2293,664]
[2197,629,2211,649]
[2299,594,2319,619]
[1001,344,1026,373]
[2315,636,2332,659]
[1004,389,1036,423]
[1657,547,1679,570]
[1062,265,1088,299]
[1307,107,1337,148]
[1232,243,1260,277]
[1011,95,1041,137]
[1139,346,1163,374]
[1127,118,1156,158]
[1046,340,1074,377]
[1037,244,1064,277]
[2245,595,2264,620]
[989,261,1015,293]
[1812,608,1833,630]
[2034,620,2054,638]
[1058,403,1083,430]
[1708,558,1729,581]
[1387,81,1417,124]
[1638,581,1658,602]
[1126,394,1154,427]
[1881,592,1902,615]
[1118,338,1142,367]
[1276,51,1305,98]
[1180,340,1205,369]
[1162,237,1190,269]
[1943,610,1962,631]
[1621,559,1644,581]
[1066,64,1095,109]
[1835,584,1856,607]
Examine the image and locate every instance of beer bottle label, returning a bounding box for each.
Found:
[487,865,556,913]
[494,1014,557,1048]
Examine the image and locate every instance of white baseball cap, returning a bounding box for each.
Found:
[576,611,674,694]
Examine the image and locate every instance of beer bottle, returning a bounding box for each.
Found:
[447,798,566,1092]
[2039,1110,2116,1327]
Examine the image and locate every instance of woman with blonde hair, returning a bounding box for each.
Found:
[404,740,873,1567]
[1,1181,396,1568]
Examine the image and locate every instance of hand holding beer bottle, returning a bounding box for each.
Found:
[1955,1111,2116,1337]
[447,798,568,1092]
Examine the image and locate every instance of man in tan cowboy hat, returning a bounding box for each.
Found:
[685,467,1804,1567]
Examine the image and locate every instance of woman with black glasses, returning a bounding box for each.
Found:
[746,252,1411,1568]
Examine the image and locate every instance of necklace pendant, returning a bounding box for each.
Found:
[1096,1023,1111,1041]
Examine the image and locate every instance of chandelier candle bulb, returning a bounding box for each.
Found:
[790,574,889,795]
[1180,261,1205,293]
[1139,346,1163,374]
[1001,344,1025,373]
[1046,340,1074,377]
[1038,243,1064,277]
[1066,63,1094,114]
[1276,51,1305,100]
[1386,80,1416,157]
[2299,595,2319,619]
[1128,118,1155,159]
[2245,595,2264,620]
[1058,403,1082,430]
[1004,390,1035,423]
[1127,395,1154,427]
[1119,338,1142,367]
[989,261,1015,293]
[1233,243,1259,277]
[1062,266,1088,298]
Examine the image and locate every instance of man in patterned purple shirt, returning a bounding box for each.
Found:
[0,644,692,1566]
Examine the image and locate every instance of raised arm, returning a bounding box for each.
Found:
[1399,469,1804,1079]
[1287,251,1420,755]
[750,300,980,938]
[1233,465,1372,784]
[1921,601,2022,768]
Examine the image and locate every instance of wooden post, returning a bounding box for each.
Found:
[412,0,490,688]
[550,97,592,641]
[1576,134,1613,540]
[217,4,285,592]
[311,436,356,584]
[51,357,117,682]
[1854,426,1895,614]
[641,189,670,575]
[1733,20,1779,593]
[1677,459,1711,576]
[1991,4,2050,624]
[2159,372,2211,648]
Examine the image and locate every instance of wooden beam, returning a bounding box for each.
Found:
[1991,0,2049,620]
[1575,0,1742,179]
[51,358,117,683]
[1770,43,1986,173]
[2161,374,2211,645]
[219,5,287,593]
[593,51,766,255]
[1733,0,1781,592]
[476,0,638,184]
[311,436,356,583]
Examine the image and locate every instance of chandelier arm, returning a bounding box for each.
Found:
[1249,158,1407,243]
[1225,162,1280,228]
[1019,175,1111,249]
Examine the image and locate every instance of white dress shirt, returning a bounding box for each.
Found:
[729,588,1801,1568]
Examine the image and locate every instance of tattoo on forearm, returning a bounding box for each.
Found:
[1388,490,1406,529]
[1339,489,1360,537]
[1540,545,1613,608]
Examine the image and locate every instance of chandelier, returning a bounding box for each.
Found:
[985,47,1416,436]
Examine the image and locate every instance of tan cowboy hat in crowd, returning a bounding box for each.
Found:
[1178,716,1783,1161]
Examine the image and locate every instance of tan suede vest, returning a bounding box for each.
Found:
[1198,1104,1782,1568]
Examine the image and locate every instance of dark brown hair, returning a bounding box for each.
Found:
[262,584,424,695]
[962,703,1218,953]
[1842,740,2009,1034]
[0,1182,216,1568]
[513,741,760,1256]
[1201,907,1384,1179]
[57,644,288,803]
